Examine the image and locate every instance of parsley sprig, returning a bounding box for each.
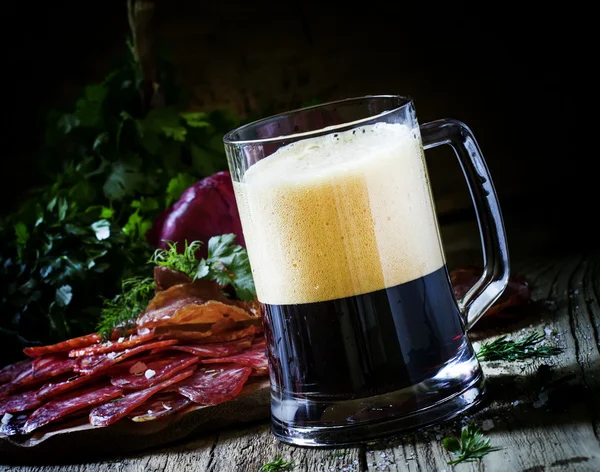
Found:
[477,332,563,362]
[259,456,295,472]
[442,424,499,465]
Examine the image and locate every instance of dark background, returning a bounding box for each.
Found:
[3,1,595,247]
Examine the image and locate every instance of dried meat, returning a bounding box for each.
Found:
[110,353,198,390]
[0,359,33,384]
[37,373,99,401]
[0,390,41,415]
[150,337,253,358]
[177,364,252,405]
[22,384,123,434]
[89,366,196,426]
[75,339,179,376]
[154,266,192,292]
[68,330,156,358]
[201,342,269,375]
[136,280,233,328]
[128,392,191,422]
[23,333,102,358]
[160,323,262,343]
[1,355,77,398]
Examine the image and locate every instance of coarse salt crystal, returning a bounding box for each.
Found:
[145,369,156,379]
[1,413,13,424]
[118,337,125,343]
[544,327,553,337]
[481,419,495,431]
[138,328,150,335]
[107,352,118,360]
[129,362,147,375]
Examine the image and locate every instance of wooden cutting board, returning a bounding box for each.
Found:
[0,380,270,465]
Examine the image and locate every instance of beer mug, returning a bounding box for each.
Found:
[223,95,509,446]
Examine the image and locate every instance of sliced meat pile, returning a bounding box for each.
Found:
[0,267,267,437]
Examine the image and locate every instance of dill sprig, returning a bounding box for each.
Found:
[96,276,155,339]
[442,424,499,465]
[259,455,296,472]
[476,332,563,362]
[150,240,203,277]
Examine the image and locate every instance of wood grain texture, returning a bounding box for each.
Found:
[3,223,599,472]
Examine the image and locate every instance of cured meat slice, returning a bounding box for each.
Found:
[136,280,235,328]
[37,373,99,401]
[68,331,156,358]
[154,266,192,292]
[201,343,269,375]
[0,359,33,384]
[128,392,191,422]
[1,355,77,398]
[110,353,198,390]
[149,337,253,357]
[0,413,28,436]
[22,384,123,434]
[161,323,262,343]
[451,267,531,319]
[75,339,179,376]
[0,390,41,415]
[89,366,196,426]
[177,364,252,405]
[23,333,102,358]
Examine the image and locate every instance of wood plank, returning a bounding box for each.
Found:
[364,251,600,472]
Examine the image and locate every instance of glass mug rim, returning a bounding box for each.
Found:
[222,94,413,145]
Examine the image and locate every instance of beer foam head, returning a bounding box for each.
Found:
[244,122,415,185]
[234,122,445,305]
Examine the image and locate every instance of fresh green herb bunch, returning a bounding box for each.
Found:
[0,39,240,364]
[442,424,499,465]
[477,332,563,362]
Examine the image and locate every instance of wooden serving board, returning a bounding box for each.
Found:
[0,380,270,465]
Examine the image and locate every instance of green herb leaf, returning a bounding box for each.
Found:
[103,159,146,201]
[477,332,563,362]
[259,456,295,472]
[14,222,30,246]
[181,111,211,128]
[96,277,155,339]
[204,234,256,300]
[165,173,196,206]
[442,424,499,465]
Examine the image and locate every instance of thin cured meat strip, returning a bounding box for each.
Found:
[90,366,196,427]
[68,331,156,358]
[162,323,262,343]
[128,392,191,422]
[1,355,77,398]
[37,373,99,401]
[22,384,123,434]
[177,364,252,405]
[76,339,179,376]
[0,359,33,384]
[110,353,198,390]
[150,337,253,358]
[0,390,41,415]
[201,343,269,375]
[23,333,103,358]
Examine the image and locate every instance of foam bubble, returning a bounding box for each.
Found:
[234,122,445,305]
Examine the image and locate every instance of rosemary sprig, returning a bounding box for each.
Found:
[442,424,499,465]
[259,456,295,471]
[476,332,563,362]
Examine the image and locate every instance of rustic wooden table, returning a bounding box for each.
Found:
[4,215,600,472]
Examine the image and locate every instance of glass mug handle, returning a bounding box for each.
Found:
[420,119,510,331]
